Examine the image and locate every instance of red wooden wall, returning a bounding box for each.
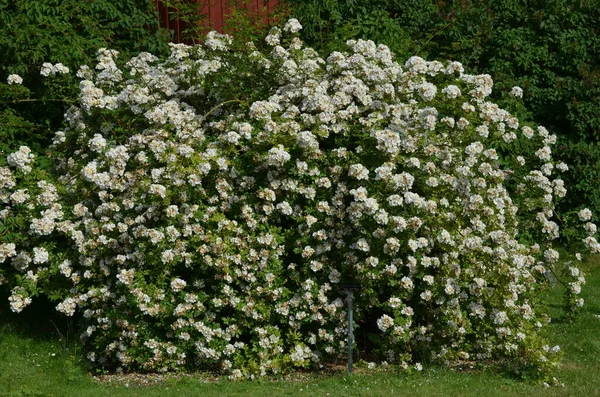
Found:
[155,0,281,43]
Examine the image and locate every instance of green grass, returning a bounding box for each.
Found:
[1,255,599,397]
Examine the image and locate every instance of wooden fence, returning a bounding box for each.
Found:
[155,0,281,43]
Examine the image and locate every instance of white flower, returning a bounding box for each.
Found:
[401,306,414,316]
[56,297,77,316]
[161,249,176,264]
[9,294,32,313]
[276,201,294,215]
[476,125,489,137]
[329,269,341,283]
[32,247,49,264]
[283,19,302,34]
[584,222,597,235]
[149,184,167,198]
[88,134,107,152]
[417,82,437,101]
[456,117,470,130]
[388,297,402,308]
[384,237,400,254]
[355,238,370,252]
[405,56,428,73]
[7,146,34,174]
[420,290,432,301]
[535,146,552,161]
[522,126,534,138]
[444,281,456,295]
[59,260,73,277]
[39,62,69,76]
[408,239,419,252]
[54,63,69,74]
[7,74,23,85]
[493,310,508,325]
[250,100,281,121]
[0,243,17,263]
[171,278,187,292]
[348,164,370,180]
[544,249,560,263]
[40,62,54,76]
[400,277,414,290]
[166,205,179,217]
[510,86,523,98]
[377,315,394,332]
[570,283,581,295]
[556,162,569,172]
[265,28,281,46]
[374,130,401,155]
[446,61,464,74]
[387,194,403,206]
[578,208,593,221]
[465,141,484,156]
[267,145,291,167]
[76,65,93,79]
[537,126,550,138]
[204,31,233,51]
[389,172,414,190]
[441,85,461,99]
[569,267,580,277]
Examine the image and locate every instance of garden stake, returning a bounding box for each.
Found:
[341,284,358,374]
[347,289,354,374]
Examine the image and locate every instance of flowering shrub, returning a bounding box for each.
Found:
[1,20,598,378]
[288,0,600,237]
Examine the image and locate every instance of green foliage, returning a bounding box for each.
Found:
[160,0,287,48]
[327,7,413,56]
[159,0,209,44]
[0,0,170,154]
[223,0,289,51]
[0,0,169,76]
[287,0,416,55]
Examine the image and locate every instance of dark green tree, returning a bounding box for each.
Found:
[0,0,170,154]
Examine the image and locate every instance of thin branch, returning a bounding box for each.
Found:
[201,99,246,122]
[0,122,50,131]
[0,98,76,105]
[415,19,455,56]
[544,262,570,291]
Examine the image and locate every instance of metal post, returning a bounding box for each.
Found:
[340,283,358,375]
[347,290,354,374]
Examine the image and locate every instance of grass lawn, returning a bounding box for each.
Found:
[1,255,599,397]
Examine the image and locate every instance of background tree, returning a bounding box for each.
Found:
[0,0,170,154]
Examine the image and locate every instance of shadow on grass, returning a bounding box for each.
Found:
[0,290,80,345]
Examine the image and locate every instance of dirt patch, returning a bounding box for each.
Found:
[93,372,219,387]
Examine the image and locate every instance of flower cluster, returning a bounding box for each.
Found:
[7,74,23,85]
[6,146,34,174]
[1,19,596,377]
[40,62,70,77]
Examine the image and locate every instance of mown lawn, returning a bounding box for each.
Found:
[1,255,599,397]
